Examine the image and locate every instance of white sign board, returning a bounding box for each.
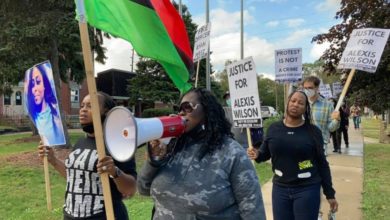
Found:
[227,57,262,128]
[275,48,302,83]
[332,82,343,95]
[193,23,211,62]
[319,84,333,99]
[338,28,390,73]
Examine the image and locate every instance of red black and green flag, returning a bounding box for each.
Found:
[75,0,194,93]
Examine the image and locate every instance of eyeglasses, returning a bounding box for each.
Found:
[179,101,199,113]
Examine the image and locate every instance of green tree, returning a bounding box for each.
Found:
[258,76,284,111]
[127,2,223,106]
[303,60,340,84]
[0,0,107,140]
[312,0,390,113]
[0,0,107,93]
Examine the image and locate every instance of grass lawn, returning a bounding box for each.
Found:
[363,142,390,219]
[0,131,272,220]
[361,118,381,140]
[362,118,390,219]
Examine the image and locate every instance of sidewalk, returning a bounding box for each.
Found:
[260,127,365,220]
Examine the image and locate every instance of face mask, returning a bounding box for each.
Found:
[81,115,107,134]
[226,98,231,107]
[304,89,316,98]
[81,123,94,134]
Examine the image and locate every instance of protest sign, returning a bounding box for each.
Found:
[193,23,211,62]
[338,28,390,73]
[275,48,302,83]
[319,83,333,99]
[227,57,262,128]
[332,82,343,95]
[24,61,66,146]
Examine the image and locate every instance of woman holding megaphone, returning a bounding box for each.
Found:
[138,88,266,220]
[37,92,137,220]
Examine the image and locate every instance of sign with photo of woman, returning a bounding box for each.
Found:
[24,61,66,146]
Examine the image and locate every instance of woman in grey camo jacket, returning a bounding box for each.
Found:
[138,88,266,220]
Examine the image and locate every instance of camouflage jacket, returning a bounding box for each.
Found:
[138,136,266,220]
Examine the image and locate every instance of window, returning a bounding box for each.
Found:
[15,91,22,105]
[70,89,79,103]
[4,94,11,105]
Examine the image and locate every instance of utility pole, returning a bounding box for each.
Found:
[205,0,211,90]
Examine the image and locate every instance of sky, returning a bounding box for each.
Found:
[95,0,341,79]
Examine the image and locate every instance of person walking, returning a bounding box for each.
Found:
[247,90,338,220]
[350,104,361,129]
[302,76,340,155]
[337,103,350,149]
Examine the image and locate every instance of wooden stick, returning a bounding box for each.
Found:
[284,83,289,115]
[195,61,200,88]
[78,22,115,220]
[335,69,356,111]
[246,127,256,166]
[43,155,52,210]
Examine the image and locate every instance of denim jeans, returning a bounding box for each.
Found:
[353,116,360,129]
[272,183,321,220]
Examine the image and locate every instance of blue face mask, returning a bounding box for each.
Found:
[226,98,231,107]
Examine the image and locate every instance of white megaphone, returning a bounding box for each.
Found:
[103,106,185,162]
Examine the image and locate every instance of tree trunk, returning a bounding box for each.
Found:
[49,38,71,148]
[30,120,39,136]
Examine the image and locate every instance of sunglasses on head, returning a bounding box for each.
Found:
[179,101,199,113]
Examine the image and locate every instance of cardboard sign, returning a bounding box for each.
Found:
[319,83,333,99]
[24,61,66,146]
[193,23,211,62]
[332,82,343,95]
[338,28,390,73]
[226,57,262,128]
[275,48,302,83]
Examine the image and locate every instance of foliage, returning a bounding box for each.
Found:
[262,116,281,135]
[0,0,107,94]
[258,77,284,113]
[127,2,223,106]
[142,107,175,118]
[312,0,390,112]
[303,60,341,84]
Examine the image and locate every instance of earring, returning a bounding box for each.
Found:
[201,124,205,130]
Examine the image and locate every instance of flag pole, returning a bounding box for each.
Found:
[335,68,356,111]
[76,1,115,219]
[179,0,182,17]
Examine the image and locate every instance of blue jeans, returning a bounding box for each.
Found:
[353,116,360,128]
[272,183,321,220]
